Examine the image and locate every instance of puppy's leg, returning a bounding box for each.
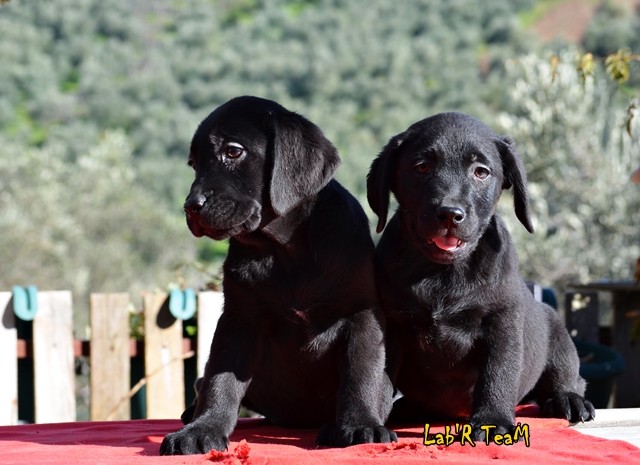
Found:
[537,316,595,422]
[468,318,524,442]
[317,309,397,447]
[160,313,258,455]
[180,377,203,424]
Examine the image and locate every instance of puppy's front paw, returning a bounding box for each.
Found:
[542,392,595,423]
[316,423,397,447]
[160,422,229,455]
[468,421,515,444]
[467,412,520,444]
[180,404,196,424]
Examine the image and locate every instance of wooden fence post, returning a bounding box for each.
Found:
[196,291,224,378]
[143,292,185,419]
[0,292,18,425]
[33,291,75,423]
[1,289,223,423]
[89,293,131,421]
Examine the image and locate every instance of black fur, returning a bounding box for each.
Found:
[367,112,594,441]
[160,96,396,455]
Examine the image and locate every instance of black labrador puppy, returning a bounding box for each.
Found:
[366,112,594,440]
[160,96,396,455]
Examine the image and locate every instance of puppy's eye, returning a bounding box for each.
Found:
[474,166,490,180]
[415,162,431,174]
[224,142,245,159]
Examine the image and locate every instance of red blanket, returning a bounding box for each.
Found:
[1,408,638,465]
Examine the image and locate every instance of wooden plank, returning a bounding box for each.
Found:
[0,292,18,425]
[32,291,75,423]
[89,293,131,421]
[196,291,224,378]
[574,408,640,447]
[143,292,185,419]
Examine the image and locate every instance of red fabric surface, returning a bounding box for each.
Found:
[0,407,638,465]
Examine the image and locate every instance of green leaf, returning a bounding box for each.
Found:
[605,49,632,84]
[576,53,595,83]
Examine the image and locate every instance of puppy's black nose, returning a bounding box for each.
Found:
[436,206,466,225]
[184,193,206,216]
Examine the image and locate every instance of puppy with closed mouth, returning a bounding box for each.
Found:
[367,112,594,440]
[160,96,396,455]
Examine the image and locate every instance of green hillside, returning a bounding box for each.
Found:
[0,0,638,326]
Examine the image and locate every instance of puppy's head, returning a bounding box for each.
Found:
[367,112,533,264]
[184,96,340,240]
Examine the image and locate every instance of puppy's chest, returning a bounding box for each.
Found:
[230,245,321,278]
[228,254,329,315]
[402,285,487,355]
[228,253,318,286]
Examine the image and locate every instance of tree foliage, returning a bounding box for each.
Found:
[582,0,640,58]
[0,0,639,324]
[497,51,640,287]
[0,131,197,312]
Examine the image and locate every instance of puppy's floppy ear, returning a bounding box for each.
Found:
[367,134,404,233]
[269,112,340,216]
[496,136,534,233]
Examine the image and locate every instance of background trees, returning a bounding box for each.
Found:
[0,0,638,330]
[0,131,195,320]
[497,50,639,287]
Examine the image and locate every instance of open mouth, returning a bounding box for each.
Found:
[422,235,468,264]
[427,235,466,252]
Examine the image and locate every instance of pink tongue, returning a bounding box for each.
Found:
[432,236,460,251]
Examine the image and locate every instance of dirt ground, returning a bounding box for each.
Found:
[533,0,639,43]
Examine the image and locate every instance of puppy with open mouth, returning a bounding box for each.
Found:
[367,112,594,441]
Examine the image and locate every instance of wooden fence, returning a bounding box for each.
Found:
[0,290,223,425]
[0,286,623,424]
